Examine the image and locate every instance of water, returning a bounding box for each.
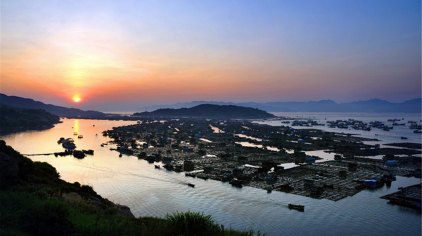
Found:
[1,117,421,236]
[257,112,422,149]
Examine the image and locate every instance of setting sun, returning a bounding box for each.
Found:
[72,94,81,103]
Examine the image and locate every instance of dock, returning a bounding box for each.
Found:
[381,184,421,210]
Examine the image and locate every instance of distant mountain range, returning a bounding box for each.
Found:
[1,93,420,116]
[133,104,275,119]
[0,93,105,118]
[141,98,422,113]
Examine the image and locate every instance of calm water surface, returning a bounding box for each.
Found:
[1,117,421,236]
[262,112,422,144]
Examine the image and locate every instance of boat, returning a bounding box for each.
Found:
[154,165,161,169]
[187,183,195,188]
[83,149,94,155]
[288,204,305,212]
[185,172,197,178]
[73,150,86,159]
[78,135,83,139]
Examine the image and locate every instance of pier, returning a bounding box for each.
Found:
[381,184,422,210]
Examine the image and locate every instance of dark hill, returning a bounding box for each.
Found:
[0,105,61,135]
[133,104,275,119]
[0,93,105,118]
[143,98,422,113]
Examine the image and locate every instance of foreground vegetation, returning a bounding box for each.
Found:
[0,140,257,235]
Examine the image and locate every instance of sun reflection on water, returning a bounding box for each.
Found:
[73,119,79,135]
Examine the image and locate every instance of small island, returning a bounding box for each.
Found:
[133,104,275,119]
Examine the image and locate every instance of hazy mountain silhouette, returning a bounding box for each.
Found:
[1,93,420,114]
[141,99,421,113]
[133,104,275,119]
[0,105,61,135]
[0,93,105,118]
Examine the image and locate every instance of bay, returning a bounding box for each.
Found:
[1,116,421,236]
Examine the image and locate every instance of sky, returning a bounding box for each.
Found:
[1,0,421,111]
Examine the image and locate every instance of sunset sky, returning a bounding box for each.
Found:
[1,0,421,111]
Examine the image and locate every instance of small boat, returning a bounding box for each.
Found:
[57,137,65,144]
[288,204,304,212]
[185,172,197,178]
[154,165,161,169]
[187,183,195,188]
[78,135,83,139]
[73,132,78,135]
[401,136,408,140]
[73,150,86,159]
[83,149,94,155]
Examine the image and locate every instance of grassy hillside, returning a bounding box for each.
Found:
[0,140,257,236]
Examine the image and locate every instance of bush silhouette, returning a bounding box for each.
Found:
[166,211,221,236]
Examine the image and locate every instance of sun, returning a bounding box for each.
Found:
[72,94,81,103]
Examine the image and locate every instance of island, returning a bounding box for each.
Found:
[133,104,275,119]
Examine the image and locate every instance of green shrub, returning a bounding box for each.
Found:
[30,162,60,183]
